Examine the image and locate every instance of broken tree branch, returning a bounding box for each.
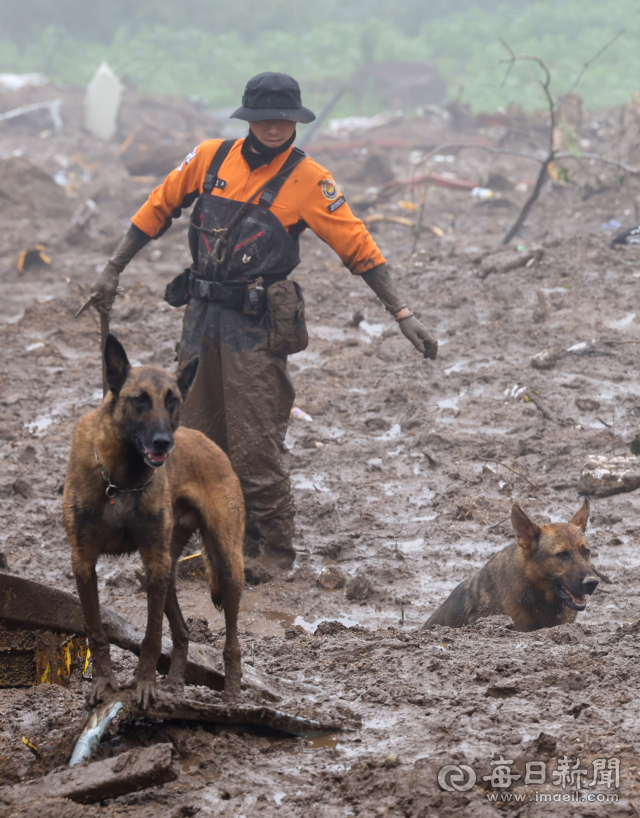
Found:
[554,151,640,175]
[499,41,556,245]
[483,457,539,489]
[564,29,625,98]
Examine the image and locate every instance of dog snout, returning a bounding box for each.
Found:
[583,576,599,594]
[151,433,173,453]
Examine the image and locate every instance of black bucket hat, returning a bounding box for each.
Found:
[231,72,316,123]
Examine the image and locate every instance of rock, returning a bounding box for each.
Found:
[284,625,309,640]
[244,558,273,586]
[186,616,214,645]
[315,620,348,636]
[11,478,31,499]
[531,347,563,370]
[345,572,373,601]
[575,398,600,412]
[383,754,400,768]
[578,456,640,497]
[318,565,346,590]
[0,553,7,570]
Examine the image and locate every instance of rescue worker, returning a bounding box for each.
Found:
[89,72,438,568]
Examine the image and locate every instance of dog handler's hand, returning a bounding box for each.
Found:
[397,311,438,359]
[89,261,120,314]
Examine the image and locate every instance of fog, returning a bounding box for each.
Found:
[0,1,636,119]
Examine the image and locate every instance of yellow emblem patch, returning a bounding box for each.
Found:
[320,179,339,201]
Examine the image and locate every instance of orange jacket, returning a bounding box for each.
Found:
[131,139,385,275]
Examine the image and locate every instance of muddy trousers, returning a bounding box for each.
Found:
[178,298,296,566]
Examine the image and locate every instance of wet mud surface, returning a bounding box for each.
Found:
[2,88,640,814]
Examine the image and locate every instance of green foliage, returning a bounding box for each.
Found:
[0,0,638,113]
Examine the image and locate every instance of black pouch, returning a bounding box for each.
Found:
[164,269,191,308]
[266,280,308,356]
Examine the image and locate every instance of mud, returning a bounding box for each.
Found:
[2,85,640,815]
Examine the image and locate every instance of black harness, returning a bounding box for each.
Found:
[187,140,306,302]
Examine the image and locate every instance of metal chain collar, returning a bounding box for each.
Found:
[94,450,156,504]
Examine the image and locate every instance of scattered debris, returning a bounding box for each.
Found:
[69,701,124,767]
[318,565,346,590]
[612,223,640,245]
[0,620,87,687]
[478,247,543,279]
[0,73,49,91]
[575,398,600,412]
[0,744,177,807]
[0,99,63,134]
[325,111,403,138]
[523,390,555,422]
[291,407,313,422]
[84,62,123,141]
[578,456,640,497]
[471,186,494,200]
[64,199,98,244]
[17,245,50,273]
[531,347,563,370]
[345,572,374,601]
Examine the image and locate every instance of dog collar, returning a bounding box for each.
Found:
[94,449,156,504]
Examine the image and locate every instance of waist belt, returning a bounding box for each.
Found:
[189,274,246,305]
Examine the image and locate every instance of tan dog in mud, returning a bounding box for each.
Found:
[63,334,245,707]
[422,500,599,632]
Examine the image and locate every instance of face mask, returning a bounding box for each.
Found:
[247,126,296,159]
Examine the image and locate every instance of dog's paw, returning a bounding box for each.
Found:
[222,686,241,706]
[88,674,120,706]
[162,678,185,699]
[135,677,157,710]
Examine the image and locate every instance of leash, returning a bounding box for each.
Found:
[94,450,156,504]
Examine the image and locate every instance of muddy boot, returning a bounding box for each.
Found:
[244,516,295,569]
[262,514,296,569]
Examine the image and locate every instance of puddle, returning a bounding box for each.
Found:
[261,610,297,629]
[359,321,386,338]
[604,312,636,330]
[438,388,468,413]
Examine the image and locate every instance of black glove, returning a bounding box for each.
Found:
[398,314,438,359]
[89,224,151,313]
[361,263,438,359]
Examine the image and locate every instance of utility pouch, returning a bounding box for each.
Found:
[243,277,265,316]
[164,269,191,308]
[266,279,308,356]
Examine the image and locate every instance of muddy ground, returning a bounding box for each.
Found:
[2,82,640,816]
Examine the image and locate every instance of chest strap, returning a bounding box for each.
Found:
[258,147,306,208]
[201,141,306,207]
[202,139,236,194]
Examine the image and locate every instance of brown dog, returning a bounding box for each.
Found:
[422,500,599,632]
[63,334,245,707]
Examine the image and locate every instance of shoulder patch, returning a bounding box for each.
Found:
[327,195,346,213]
[184,146,197,165]
[319,178,340,201]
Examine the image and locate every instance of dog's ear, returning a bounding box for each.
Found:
[176,355,199,399]
[104,333,131,395]
[511,504,541,552]
[569,498,590,532]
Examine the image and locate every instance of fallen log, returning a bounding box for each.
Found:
[0,744,177,807]
[0,574,276,698]
[127,695,342,738]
